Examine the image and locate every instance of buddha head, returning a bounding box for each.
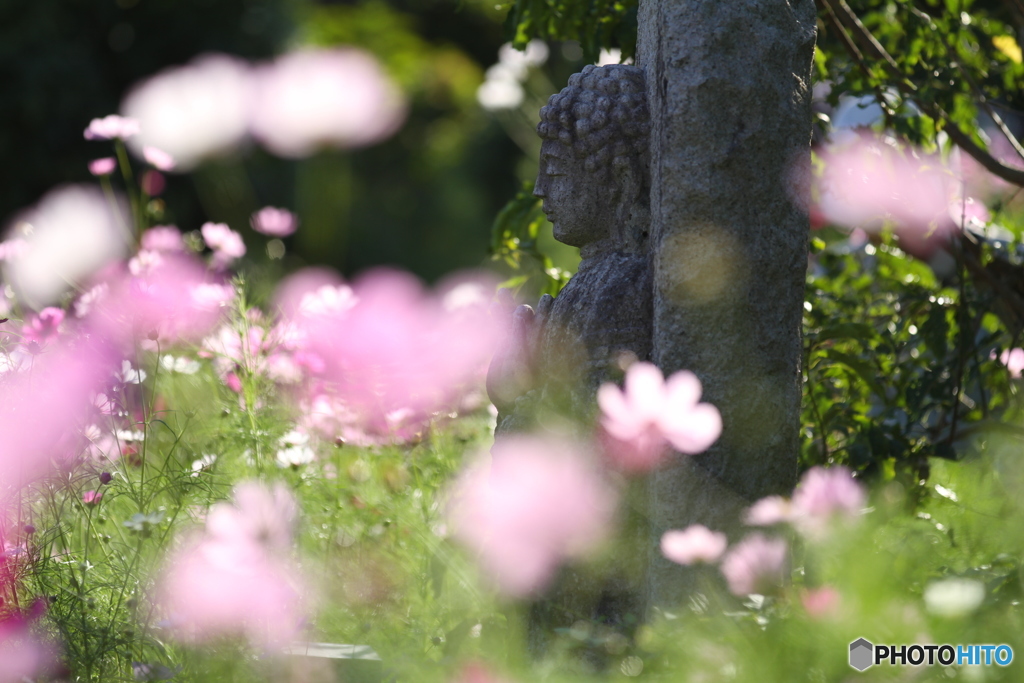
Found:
[534,64,650,252]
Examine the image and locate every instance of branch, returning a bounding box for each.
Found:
[819,0,1024,187]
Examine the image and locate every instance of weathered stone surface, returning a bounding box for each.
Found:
[637,0,817,607]
[488,64,655,435]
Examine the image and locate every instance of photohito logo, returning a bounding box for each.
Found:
[849,638,1013,671]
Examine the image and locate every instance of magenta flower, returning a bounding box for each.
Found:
[140,226,185,253]
[446,436,616,597]
[250,206,298,237]
[719,533,787,596]
[83,114,140,141]
[157,482,306,647]
[250,49,405,157]
[201,222,246,266]
[660,525,727,566]
[0,612,56,683]
[1000,348,1024,378]
[21,307,65,348]
[88,157,117,176]
[82,490,102,505]
[142,146,175,171]
[597,362,722,472]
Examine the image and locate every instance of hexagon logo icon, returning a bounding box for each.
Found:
[849,638,874,671]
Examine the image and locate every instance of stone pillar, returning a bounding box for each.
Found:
[636,0,817,607]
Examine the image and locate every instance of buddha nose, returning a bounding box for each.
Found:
[533,175,548,198]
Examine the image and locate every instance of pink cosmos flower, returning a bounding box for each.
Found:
[83,114,140,140]
[0,610,56,683]
[201,222,246,266]
[21,307,65,348]
[87,253,230,347]
[0,337,118,492]
[122,54,252,171]
[446,436,616,597]
[82,490,102,505]
[287,268,501,434]
[1000,348,1024,378]
[802,586,841,619]
[143,146,175,171]
[250,206,298,237]
[746,466,865,537]
[744,495,791,526]
[0,240,26,262]
[141,170,166,196]
[250,49,405,157]
[88,157,117,176]
[454,662,517,683]
[719,533,787,596]
[597,362,722,472]
[3,185,129,309]
[790,466,865,534]
[157,482,306,647]
[140,226,185,253]
[660,525,728,566]
[817,133,961,259]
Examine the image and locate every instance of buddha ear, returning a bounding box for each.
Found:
[613,156,641,206]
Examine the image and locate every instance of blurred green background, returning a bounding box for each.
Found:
[0,0,589,283]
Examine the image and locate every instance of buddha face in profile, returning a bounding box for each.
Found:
[534,64,650,251]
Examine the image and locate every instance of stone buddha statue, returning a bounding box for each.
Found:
[485,64,653,656]
[488,63,653,434]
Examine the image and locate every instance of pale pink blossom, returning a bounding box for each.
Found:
[1000,348,1024,378]
[719,534,787,596]
[83,114,140,140]
[290,268,500,432]
[88,253,229,346]
[201,222,246,266]
[0,612,56,683]
[817,133,959,259]
[746,467,865,536]
[802,586,841,619]
[122,54,251,171]
[250,206,298,237]
[454,662,517,683]
[128,249,164,276]
[141,226,185,253]
[744,496,791,526]
[790,466,865,534]
[250,49,405,157]
[0,239,26,262]
[88,157,117,176]
[143,146,175,171]
[660,525,727,566]
[446,436,616,597]
[157,482,305,647]
[0,338,118,491]
[205,481,297,551]
[73,282,109,318]
[82,490,102,505]
[597,362,722,472]
[3,185,129,308]
[21,307,65,348]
